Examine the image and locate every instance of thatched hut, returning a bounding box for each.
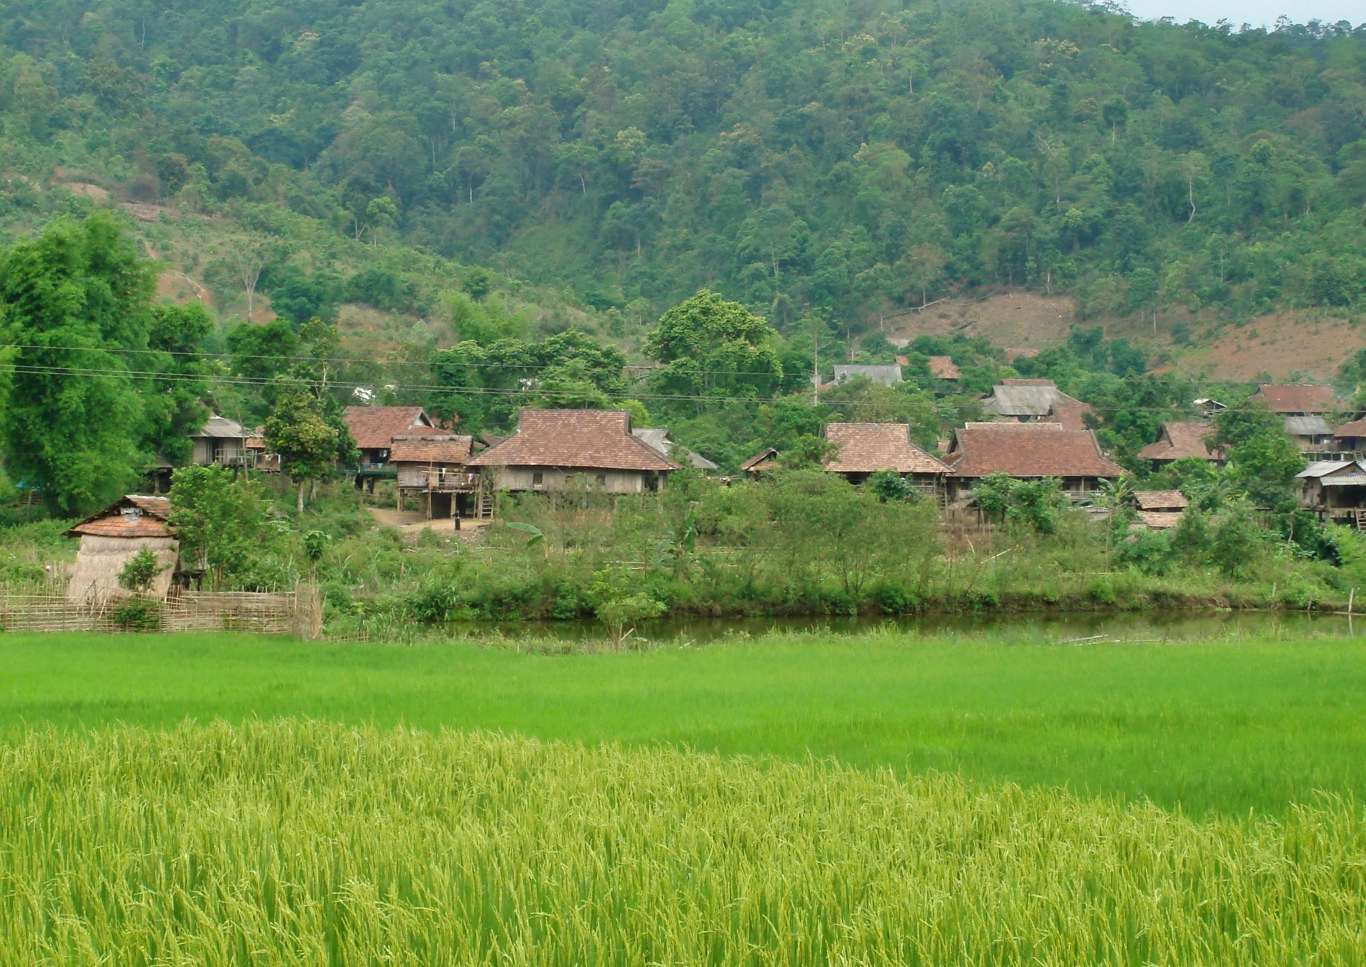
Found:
[65,496,179,605]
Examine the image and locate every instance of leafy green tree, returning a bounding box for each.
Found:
[1211,403,1305,510]
[168,466,266,583]
[264,391,340,513]
[647,291,782,407]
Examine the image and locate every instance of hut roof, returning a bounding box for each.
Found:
[948,423,1123,479]
[1298,460,1366,485]
[343,406,433,450]
[1137,511,1184,530]
[740,447,780,472]
[468,410,677,472]
[833,364,903,387]
[1335,418,1366,438]
[1283,415,1334,437]
[1134,490,1189,511]
[928,356,961,380]
[67,495,174,538]
[1254,384,1336,414]
[1137,422,1221,462]
[823,423,949,475]
[632,428,719,471]
[389,434,475,464]
[982,380,1093,431]
[195,414,245,439]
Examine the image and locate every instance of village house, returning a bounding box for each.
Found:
[1252,384,1338,455]
[1333,418,1366,458]
[1297,460,1366,528]
[832,364,902,387]
[468,409,677,494]
[342,405,435,469]
[945,422,1124,504]
[1132,490,1189,530]
[980,379,1094,432]
[822,423,950,498]
[243,429,280,473]
[1136,421,1223,468]
[632,428,719,472]
[740,447,780,478]
[928,356,961,382]
[391,434,488,520]
[65,496,179,605]
[190,415,247,467]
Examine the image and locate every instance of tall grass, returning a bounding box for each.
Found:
[1,720,1362,964]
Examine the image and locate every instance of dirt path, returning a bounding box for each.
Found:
[366,507,490,541]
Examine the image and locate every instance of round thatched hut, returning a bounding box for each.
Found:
[65,496,179,606]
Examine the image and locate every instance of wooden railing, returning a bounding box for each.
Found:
[396,469,481,491]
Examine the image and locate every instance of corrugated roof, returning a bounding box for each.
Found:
[343,406,433,450]
[948,424,1123,479]
[1297,460,1356,478]
[1284,415,1334,437]
[1137,422,1221,462]
[1255,384,1336,414]
[823,423,950,475]
[632,428,719,471]
[469,410,677,472]
[833,364,903,386]
[389,434,475,464]
[68,495,174,538]
[928,356,960,380]
[195,414,244,439]
[1134,490,1189,511]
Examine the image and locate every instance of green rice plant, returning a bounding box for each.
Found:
[0,721,1363,964]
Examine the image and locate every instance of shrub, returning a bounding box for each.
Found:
[117,549,165,594]
[112,597,162,632]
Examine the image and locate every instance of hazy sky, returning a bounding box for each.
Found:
[1121,0,1361,26]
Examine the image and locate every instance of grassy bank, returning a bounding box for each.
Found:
[3,720,1364,964]
[4,630,1365,815]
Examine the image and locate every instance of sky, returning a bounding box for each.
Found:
[1121,0,1361,26]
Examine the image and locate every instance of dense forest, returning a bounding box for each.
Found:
[1,0,1364,334]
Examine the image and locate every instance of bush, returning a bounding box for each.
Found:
[112,597,163,632]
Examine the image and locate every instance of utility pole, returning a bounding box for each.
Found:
[812,323,820,406]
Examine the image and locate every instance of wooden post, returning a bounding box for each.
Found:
[1349,587,1356,616]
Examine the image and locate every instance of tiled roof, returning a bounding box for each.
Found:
[632,428,719,471]
[389,434,475,464]
[928,356,961,380]
[1134,490,1189,511]
[1335,418,1366,438]
[195,414,244,439]
[343,406,433,450]
[833,364,903,386]
[1137,511,1184,530]
[468,410,677,472]
[1254,384,1336,414]
[823,423,949,475]
[1137,422,1221,462]
[68,495,174,538]
[948,423,1123,479]
[740,447,779,472]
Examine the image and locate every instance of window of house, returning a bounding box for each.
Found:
[532,471,544,488]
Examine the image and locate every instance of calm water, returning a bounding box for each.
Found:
[467,610,1366,645]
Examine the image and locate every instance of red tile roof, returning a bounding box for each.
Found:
[1133,490,1189,511]
[928,356,961,380]
[1254,384,1336,414]
[1335,418,1366,438]
[1137,422,1221,462]
[68,495,174,538]
[343,406,433,450]
[468,410,677,472]
[389,434,475,464]
[824,423,949,475]
[1137,511,1184,530]
[948,423,1124,479]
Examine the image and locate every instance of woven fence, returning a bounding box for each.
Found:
[0,585,322,639]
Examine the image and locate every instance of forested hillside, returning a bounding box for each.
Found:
[2,0,1363,335]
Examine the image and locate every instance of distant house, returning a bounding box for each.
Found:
[1252,384,1339,455]
[190,415,247,467]
[1335,418,1366,457]
[1132,490,1189,530]
[391,434,486,519]
[833,364,903,387]
[927,356,961,381]
[65,496,179,605]
[1297,460,1366,528]
[1137,422,1223,467]
[1193,398,1227,419]
[822,423,950,497]
[469,410,677,494]
[632,428,719,472]
[243,429,280,473]
[945,422,1124,503]
[342,406,434,469]
[981,379,1094,431]
[740,447,780,478]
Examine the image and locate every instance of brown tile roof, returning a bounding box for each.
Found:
[1137,511,1184,530]
[823,423,950,475]
[68,495,174,538]
[343,406,433,450]
[1334,418,1366,438]
[740,447,779,473]
[928,356,961,380]
[1254,384,1336,414]
[389,434,475,464]
[1137,422,1221,462]
[1134,490,1189,511]
[468,410,677,472]
[948,423,1124,479]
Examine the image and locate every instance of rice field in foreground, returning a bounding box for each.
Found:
[2,720,1364,965]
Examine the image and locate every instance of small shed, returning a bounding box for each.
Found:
[65,496,179,605]
[740,447,780,478]
[1132,490,1189,530]
[191,415,246,467]
[1297,460,1366,527]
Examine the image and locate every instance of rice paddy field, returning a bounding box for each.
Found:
[2,628,1366,962]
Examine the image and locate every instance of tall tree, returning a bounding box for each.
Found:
[646,290,783,409]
